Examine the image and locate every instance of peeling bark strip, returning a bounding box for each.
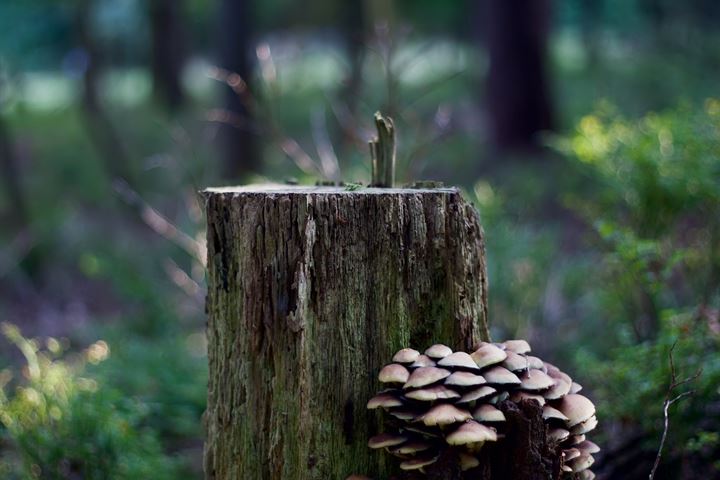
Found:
[203,185,490,479]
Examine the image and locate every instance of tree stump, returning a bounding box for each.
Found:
[203,185,489,479]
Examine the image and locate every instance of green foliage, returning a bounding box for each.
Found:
[0,324,181,480]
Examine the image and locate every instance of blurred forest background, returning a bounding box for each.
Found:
[0,0,719,478]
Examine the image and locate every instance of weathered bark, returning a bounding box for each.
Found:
[203,185,489,479]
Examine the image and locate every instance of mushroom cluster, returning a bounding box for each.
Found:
[365,340,599,478]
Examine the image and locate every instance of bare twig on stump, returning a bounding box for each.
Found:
[648,341,702,480]
[369,112,396,187]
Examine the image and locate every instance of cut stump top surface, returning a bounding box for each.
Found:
[202,184,459,196]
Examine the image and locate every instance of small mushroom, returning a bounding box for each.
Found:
[471,343,507,369]
[368,433,408,449]
[557,394,596,427]
[570,382,583,394]
[519,369,555,391]
[400,455,438,472]
[392,441,433,455]
[446,420,498,445]
[405,385,460,401]
[445,371,486,387]
[543,377,571,400]
[420,404,472,427]
[410,355,436,368]
[563,448,581,461]
[438,351,480,370]
[378,364,410,384]
[457,385,497,404]
[367,393,403,409]
[548,428,571,443]
[393,348,420,364]
[473,404,506,423]
[569,453,595,473]
[502,339,531,354]
[503,351,530,372]
[542,405,569,422]
[576,440,600,454]
[571,415,598,435]
[404,367,451,389]
[482,366,521,385]
[459,452,480,471]
[424,344,453,359]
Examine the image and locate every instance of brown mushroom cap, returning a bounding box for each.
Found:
[519,369,555,391]
[424,344,453,359]
[420,404,472,426]
[367,393,403,409]
[566,434,586,445]
[502,339,532,354]
[579,471,596,480]
[368,433,408,448]
[393,348,420,364]
[563,448,581,461]
[404,366,451,389]
[569,453,595,473]
[571,415,598,435]
[446,420,498,445]
[542,405,570,422]
[503,351,530,372]
[548,428,571,442]
[570,382,583,394]
[400,455,438,471]
[576,440,600,454]
[473,404,506,422]
[378,364,410,384]
[410,355,437,368]
[558,394,596,427]
[445,371,486,387]
[525,355,545,370]
[471,343,507,369]
[438,351,480,371]
[457,385,497,404]
[483,366,521,385]
[405,385,461,401]
[392,441,433,455]
[543,377,571,400]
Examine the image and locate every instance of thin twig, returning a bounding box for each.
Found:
[649,341,702,480]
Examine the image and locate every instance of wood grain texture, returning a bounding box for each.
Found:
[203,186,489,479]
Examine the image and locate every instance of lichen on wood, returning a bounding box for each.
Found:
[203,185,489,479]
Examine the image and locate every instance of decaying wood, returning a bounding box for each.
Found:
[203,185,489,479]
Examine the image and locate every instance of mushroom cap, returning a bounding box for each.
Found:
[502,339,532,354]
[446,420,498,445]
[400,455,438,471]
[457,385,497,404]
[503,351,530,372]
[548,428,571,442]
[459,452,480,471]
[520,369,555,391]
[566,434,586,445]
[378,364,410,384]
[473,404,506,422]
[579,471,596,480]
[571,415,598,435]
[404,366,451,389]
[576,440,600,454]
[420,404,472,426]
[558,394,596,427]
[569,453,595,473]
[563,448,581,461]
[368,433,408,448]
[471,343,507,369]
[542,405,570,422]
[367,393,403,409]
[543,377,572,400]
[525,355,545,370]
[392,441,432,455]
[388,409,417,421]
[405,385,461,401]
[445,371,486,387]
[510,391,546,406]
[393,348,420,364]
[545,363,572,384]
[424,344,453,359]
[570,382,583,394]
[410,355,437,368]
[483,366,521,385]
[438,351,480,370]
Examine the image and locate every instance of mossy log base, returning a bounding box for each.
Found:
[400,400,575,480]
[203,186,489,480]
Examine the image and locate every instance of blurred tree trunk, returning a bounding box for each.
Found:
[340,0,366,121]
[149,0,187,110]
[216,0,258,180]
[485,0,554,151]
[76,0,134,183]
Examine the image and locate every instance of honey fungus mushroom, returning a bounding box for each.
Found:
[366,341,600,477]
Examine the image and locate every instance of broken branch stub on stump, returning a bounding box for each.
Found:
[203,185,489,479]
